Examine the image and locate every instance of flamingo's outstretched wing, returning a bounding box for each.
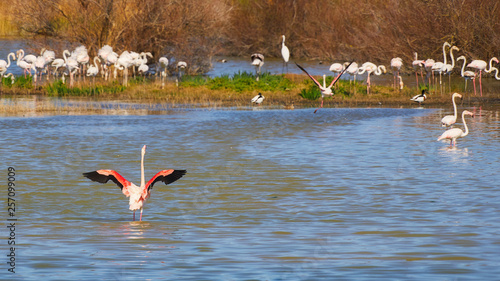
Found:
[295,63,323,88]
[83,170,132,196]
[328,61,353,88]
[145,169,187,192]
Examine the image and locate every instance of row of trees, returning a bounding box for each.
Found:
[8,0,500,73]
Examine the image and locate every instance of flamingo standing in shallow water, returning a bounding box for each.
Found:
[441,93,462,127]
[437,110,474,146]
[296,62,352,113]
[0,52,16,78]
[83,145,186,221]
[457,56,476,93]
[467,57,499,96]
[358,62,386,95]
[412,52,425,88]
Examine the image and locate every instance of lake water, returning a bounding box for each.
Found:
[2,105,500,280]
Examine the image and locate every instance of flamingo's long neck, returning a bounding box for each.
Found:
[140,150,145,187]
[449,48,457,68]
[6,53,14,68]
[94,56,100,68]
[461,111,469,137]
[322,74,326,88]
[452,95,458,119]
[459,58,466,77]
[486,58,497,73]
[63,50,70,63]
[17,50,24,61]
[442,43,448,65]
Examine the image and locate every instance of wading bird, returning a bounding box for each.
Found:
[410,89,427,106]
[441,93,462,127]
[457,56,477,93]
[437,110,474,146]
[467,57,499,96]
[251,53,264,81]
[296,62,352,113]
[412,52,425,88]
[0,52,16,78]
[251,92,265,105]
[390,57,403,89]
[281,35,290,74]
[83,145,186,221]
[358,62,386,94]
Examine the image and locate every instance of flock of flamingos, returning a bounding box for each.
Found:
[0,37,487,220]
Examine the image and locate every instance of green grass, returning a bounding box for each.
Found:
[45,80,127,97]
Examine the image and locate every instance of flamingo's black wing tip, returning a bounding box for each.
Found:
[163,169,187,185]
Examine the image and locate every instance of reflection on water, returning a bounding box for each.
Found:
[1,99,500,279]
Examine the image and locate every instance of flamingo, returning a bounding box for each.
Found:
[86,56,101,82]
[16,50,34,78]
[251,53,264,81]
[457,56,477,93]
[295,62,352,113]
[410,89,428,106]
[437,110,474,146]
[390,57,403,89]
[176,61,187,86]
[329,63,344,78]
[17,49,36,65]
[0,52,16,78]
[83,145,186,221]
[424,58,435,88]
[357,62,386,94]
[51,58,65,77]
[412,52,425,88]
[442,45,459,92]
[490,67,500,80]
[115,51,134,86]
[467,57,499,96]
[251,93,265,105]
[159,57,169,88]
[63,50,79,87]
[3,73,15,85]
[33,55,46,83]
[41,49,55,81]
[281,35,290,73]
[441,93,462,127]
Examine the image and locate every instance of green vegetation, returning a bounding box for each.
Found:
[45,80,127,97]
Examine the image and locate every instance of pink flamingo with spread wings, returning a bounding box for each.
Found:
[296,62,353,113]
[83,145,186,221]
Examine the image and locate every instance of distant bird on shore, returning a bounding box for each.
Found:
[329,63,344,78]
[251,92,265,105]
[390,57,403,89]
[467,57,499,96]
[296,61,353,113]
[83,145,186,221]
[412,52,425,88]
[357,62,386,94]
[281,35,290,74]
[251,53,264,81]
[410,89,427,106]
[437,110,474,146]
[441,93,462,127]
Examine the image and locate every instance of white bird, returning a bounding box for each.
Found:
[83,145,186,221]
[0,52,16,78]
[281,35,290,73]
[16,50,34,78]
[412,52,425,88]
[63,50,79,87]
[177,61,187,84]
[251,93,265,105]
[442,45,459,92]
[358,62,386,94]
[251,53,264,81]
[467,57,499,96]
[51,58,65,77]
[3,73,15,85]
[390,57,403,89]
[86,56,101,82]
[457,56,477,93]
[159,57,169,88]
[410,89,427,106]
[115,51,134,86]
[329,63,344,77]
[437,110,474,146]
[441,93,462,127]
[296,62,352,113]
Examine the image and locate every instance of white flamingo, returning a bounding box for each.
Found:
[86,56,101,83]
[83,145,186,221]
[281,35,290,73]
[467,57,499,96]
[0,52,16,78]
[457,56,477,93]
[441,93,462,127]
[51,58,65,77]
[390,57,403,89]
[63,50,79,87]
[159,57,169,88]
[358,62,386,94]
[16,50,34,78]
[412,52,425,88]
[437,110,474,146]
